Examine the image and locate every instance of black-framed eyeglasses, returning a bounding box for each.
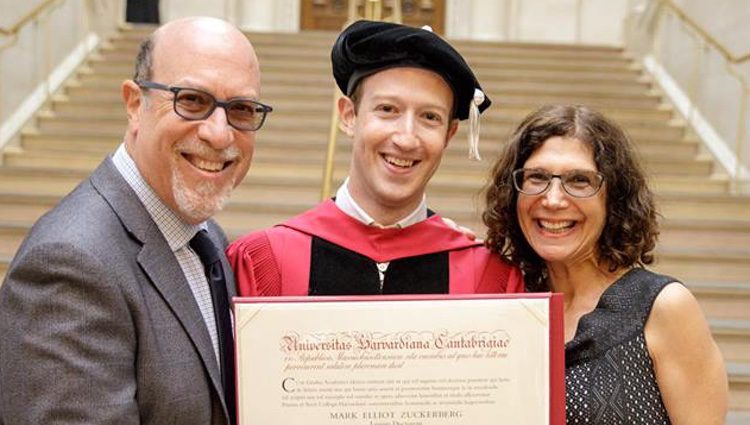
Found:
[512,168,605,198]
[136,80,273,131]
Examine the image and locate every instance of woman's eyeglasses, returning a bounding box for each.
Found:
[512,168,605,198]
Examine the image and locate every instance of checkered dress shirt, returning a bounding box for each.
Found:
[112,144,220,366]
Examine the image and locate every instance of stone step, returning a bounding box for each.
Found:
[2,186,747,241]
[107,38,629,64]
[109,32,630,61]
[491,94,661,110]
[0,137,728,196]
[78,71,338,88]
[652,248,750,284]
[96,44,636,70]
[68,76,656,99]
[13,144,712,182]
[0,255,9,283]
[86,55,643,77]
[0,167,91,195]
[26,130,692,167]
[337,135,697,160]
[650,176,730,193]
[690,282,750,321]
[0,224,27,258]
[82,56,643,82]
[711,319,750,363]
[728,362,750,411]
[0,162,714,206]
[0,194,58,226]
[470,56,638,73]
[486,105,675,123]
[658,193,750,222]
[0,163,729,207]
[45,97,680,131]
[3,145,716,179]
[98,39,636,66]
[279,97,670,116]
[49,92,675,122]
[64,85,333,103]
[482,80,653,96]
[462,42,627,62]
[728,411,750,425]
[0,163,723,204]
[23,116,693,152]
[441,156,714,177]
[22,128,699,165]
[658,219,750,251]
[0,165,319,192]
[75,71,653,95]
[56,85,664,111]
[116,27,630,57]
[113,28,333,47]
[81,61,650,90]
[114,27,334,42]
[55,102,667,131]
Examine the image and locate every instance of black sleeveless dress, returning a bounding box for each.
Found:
[565,268,675,424]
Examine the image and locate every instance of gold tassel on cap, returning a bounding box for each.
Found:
[468,88,484,161]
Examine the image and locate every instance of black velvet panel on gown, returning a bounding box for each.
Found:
[308,237,449,295]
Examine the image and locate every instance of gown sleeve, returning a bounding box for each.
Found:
[226,231,282,296]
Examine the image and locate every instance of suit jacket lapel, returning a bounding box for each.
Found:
[89,158,225,404]
[136,232,224,395]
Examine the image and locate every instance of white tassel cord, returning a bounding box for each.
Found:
[468,88,484,161]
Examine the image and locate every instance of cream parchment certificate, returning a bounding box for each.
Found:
[234,295,563,424]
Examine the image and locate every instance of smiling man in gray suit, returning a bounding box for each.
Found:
[0,17,270,424]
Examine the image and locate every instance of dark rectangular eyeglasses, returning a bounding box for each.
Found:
[136,80,273,131]
[512,168,605,198]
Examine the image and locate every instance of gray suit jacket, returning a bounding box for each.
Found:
[0,158,236,424]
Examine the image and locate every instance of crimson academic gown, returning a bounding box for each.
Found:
[227,200,523,296]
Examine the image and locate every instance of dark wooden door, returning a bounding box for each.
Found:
[301,0,445,34]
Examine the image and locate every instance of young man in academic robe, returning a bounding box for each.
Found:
[227,20,523,296]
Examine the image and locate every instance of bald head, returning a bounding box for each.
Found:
[134,17,259,89]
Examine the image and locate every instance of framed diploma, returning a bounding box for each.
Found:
[234,294,564,424]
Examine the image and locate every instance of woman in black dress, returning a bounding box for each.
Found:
[483,105,727,424]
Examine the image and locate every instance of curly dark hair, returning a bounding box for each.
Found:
[483,105,659,291]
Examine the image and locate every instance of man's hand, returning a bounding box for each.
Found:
[441,217,478,241]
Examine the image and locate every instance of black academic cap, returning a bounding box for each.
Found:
[331,20,491,121]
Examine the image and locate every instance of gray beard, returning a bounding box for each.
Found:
[171,167,234,223]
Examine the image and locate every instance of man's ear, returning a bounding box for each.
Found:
[444,119,459,147]
[122,80,142,133]
[337,96,356,137]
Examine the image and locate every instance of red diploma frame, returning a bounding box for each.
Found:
[234,293,564,424]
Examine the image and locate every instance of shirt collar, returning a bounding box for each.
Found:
[334,177,428,228]
[112,143,206,251]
